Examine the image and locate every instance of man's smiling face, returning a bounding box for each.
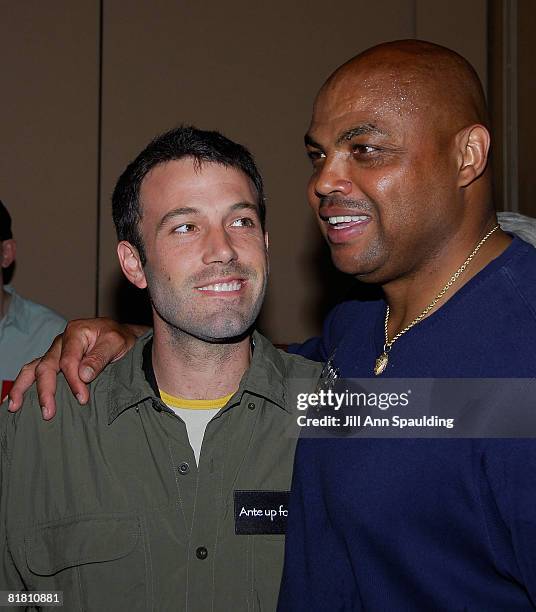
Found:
[129,157,268,342]
[305,57,463,284]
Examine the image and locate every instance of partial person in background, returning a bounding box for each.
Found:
[497,210,536,246]
[0,201,65,401]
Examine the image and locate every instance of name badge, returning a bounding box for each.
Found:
[234,490,289,535]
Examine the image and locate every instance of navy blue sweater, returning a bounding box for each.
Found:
[280,237,536,611]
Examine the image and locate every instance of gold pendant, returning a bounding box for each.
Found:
[374,352,388,376]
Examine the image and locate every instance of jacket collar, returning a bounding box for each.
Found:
[107,330,289,424]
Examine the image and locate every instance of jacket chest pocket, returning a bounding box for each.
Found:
[23,515,149,612]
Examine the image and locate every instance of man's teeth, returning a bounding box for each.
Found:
[198,281,242,292]
[328,215,369,225]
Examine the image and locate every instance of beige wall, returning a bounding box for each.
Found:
[1,1,488,343]
[0,1,99,320]
[488,0,536,217]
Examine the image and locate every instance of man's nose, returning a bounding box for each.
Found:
[202,227,238,265]
[312,157,352,198]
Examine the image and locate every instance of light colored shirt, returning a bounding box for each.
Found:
[0,285,66,401]
[160,390,234,464]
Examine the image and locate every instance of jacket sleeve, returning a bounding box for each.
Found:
[277,438,359,612]
[0,404,25,597]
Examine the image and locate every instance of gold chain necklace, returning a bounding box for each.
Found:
[373,225,500,376]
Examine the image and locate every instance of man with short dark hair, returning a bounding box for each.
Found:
[0,127,319,611]
[0,200,65,401]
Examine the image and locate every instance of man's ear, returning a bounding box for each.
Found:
[456,124,491,188]
[1,239,16,269]
[117,241,147,289]
[264,231,269,251]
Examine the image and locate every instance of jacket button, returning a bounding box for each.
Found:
[247,402,256,410]
[196,546,208,560]
[178,462,190,475]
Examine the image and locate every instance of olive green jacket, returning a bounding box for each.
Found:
[0,332,320,611]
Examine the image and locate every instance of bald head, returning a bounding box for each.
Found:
[320,40,488,139]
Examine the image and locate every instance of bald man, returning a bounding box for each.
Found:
[8,41,536,610]
[278,41,536,610]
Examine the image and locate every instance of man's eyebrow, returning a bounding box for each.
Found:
[229,202,259,215]
[157,207,200,230]
[304,124,387,149]
[157,202,258,230]
[336,124,388,145]
[304,134,323,149]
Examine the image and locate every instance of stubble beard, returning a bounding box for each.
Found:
[145,264,267,345]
